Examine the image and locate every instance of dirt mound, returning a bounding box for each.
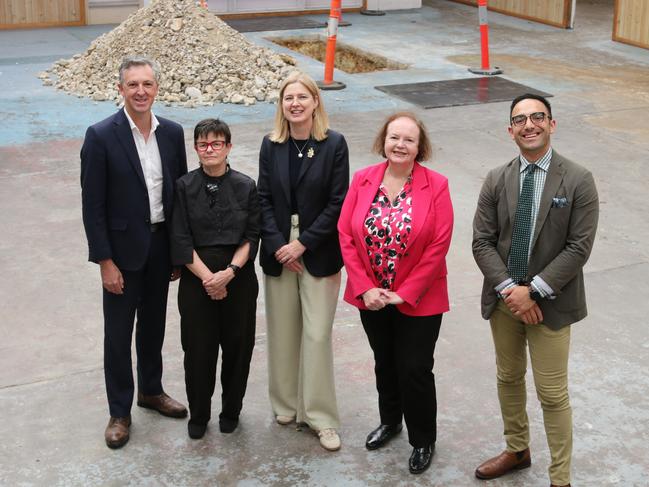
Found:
[40,0,296,106]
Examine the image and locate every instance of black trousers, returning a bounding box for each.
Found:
[103,229,171,418]
[360,307,442,448]
[178,247,258,426]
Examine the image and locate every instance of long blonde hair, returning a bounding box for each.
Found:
[269,71,329,143]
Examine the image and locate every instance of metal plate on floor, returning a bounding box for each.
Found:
[224,16,350,33]
[375,77,552,109]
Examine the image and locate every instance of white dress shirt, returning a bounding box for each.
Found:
[124,109,164,223]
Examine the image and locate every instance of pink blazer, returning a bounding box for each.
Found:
[338,161,453,316]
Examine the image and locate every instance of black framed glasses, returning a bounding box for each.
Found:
[205,182,219,208]
[196,140,226,152]
[511,112,550,127]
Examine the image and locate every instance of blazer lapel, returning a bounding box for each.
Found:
[277,142,291,205]
[405,163,431,251]
[531,153,565,250]
[352,163,386,245]
[154,120,173,211]
[505,157,521,224]
[114,109,146,189]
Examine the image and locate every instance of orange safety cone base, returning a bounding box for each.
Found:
[316,80,346,90]
[468,66,503,75]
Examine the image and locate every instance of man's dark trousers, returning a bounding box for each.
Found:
[104,228,171,418]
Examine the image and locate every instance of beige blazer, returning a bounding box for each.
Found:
[472,151,599,330]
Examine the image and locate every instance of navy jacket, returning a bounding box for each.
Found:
[257,130,349,277]
[81,108,187,271]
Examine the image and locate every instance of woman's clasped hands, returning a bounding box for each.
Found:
[274,239,306,273]
[202,269,234,300]
[362,288,405,311]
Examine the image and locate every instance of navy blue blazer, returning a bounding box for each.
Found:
[81,108,187,271]
[257,129,349,277]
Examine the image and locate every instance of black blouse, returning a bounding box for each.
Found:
[288,138,308,213]
[171,166,261,266]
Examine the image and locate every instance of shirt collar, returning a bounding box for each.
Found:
[123,108,159,135]
[519,147,552,173]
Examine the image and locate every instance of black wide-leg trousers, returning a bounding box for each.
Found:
[178,247,258,426]
[360,306,442,448]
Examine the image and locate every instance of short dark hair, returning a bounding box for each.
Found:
[510,93,552,120]
[372,111,433,163]
[193,118,231,145]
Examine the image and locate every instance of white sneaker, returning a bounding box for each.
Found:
[318,428,341,451]
[276,415,295,425]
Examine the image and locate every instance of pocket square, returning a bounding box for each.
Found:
[552,197,569,208]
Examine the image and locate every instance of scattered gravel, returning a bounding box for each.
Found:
[40,0,296,107]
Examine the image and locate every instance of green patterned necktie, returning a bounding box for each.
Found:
[508,164,537,282]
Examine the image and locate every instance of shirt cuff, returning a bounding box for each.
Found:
[495,278,516,299]
[530,275,555,299]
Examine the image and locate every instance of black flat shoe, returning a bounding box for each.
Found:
[409,444,434,474]
[188,422,207,439]
[219,417,239,434]
[365,423,403,450]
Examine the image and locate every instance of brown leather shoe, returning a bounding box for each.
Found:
[550,484,571,487]
[475,448,531,480]
[137,392,187,418]
[105,416,131,449]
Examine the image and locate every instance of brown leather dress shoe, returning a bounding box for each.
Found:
[105,416,131,449]
[137,392,187,418]
[475,448,531,480]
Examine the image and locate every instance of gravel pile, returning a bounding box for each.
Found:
[40,0,296,106]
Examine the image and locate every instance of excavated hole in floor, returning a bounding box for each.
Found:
[268,36,408,74]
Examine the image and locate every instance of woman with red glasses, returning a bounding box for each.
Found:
[170,118,260,440]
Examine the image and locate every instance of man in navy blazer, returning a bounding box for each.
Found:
[81,56,188,449]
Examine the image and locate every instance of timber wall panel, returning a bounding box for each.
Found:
[613,0,649,49]
[449,0,571,29]
[1,0,85,29]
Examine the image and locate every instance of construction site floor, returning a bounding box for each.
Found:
[0,0,648,485]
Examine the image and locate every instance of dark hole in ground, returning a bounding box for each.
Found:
[268,36,408,74]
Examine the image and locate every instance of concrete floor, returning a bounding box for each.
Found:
[1,0,648,485]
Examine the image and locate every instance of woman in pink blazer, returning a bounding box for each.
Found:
[338,112,453,475]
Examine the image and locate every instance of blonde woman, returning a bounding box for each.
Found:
[257,71,349,451]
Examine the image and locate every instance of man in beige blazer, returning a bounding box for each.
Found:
[472,94,599,487]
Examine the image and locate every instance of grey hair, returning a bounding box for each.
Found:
[118,56,160,84]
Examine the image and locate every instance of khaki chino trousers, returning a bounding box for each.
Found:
[265,215,341,431]
[490,301,572,486]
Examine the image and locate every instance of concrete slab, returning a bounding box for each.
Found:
[1,0,648,485]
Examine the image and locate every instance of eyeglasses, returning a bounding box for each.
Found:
[511,112,550,127]
[196,140,227,152]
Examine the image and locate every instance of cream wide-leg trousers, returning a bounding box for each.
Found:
[265,214,341,431]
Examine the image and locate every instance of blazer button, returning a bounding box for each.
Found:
[145,218,150,224]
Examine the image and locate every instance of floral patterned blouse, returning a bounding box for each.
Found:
[364,177,413,289]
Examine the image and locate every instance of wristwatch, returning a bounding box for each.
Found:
[227,264,240,275]
[529,289,542,302]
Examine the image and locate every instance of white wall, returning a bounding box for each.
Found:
[87,0,139,24]
[365,0,422,9]
[87,0,422,25]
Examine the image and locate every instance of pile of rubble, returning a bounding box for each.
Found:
[40,0,296,106]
